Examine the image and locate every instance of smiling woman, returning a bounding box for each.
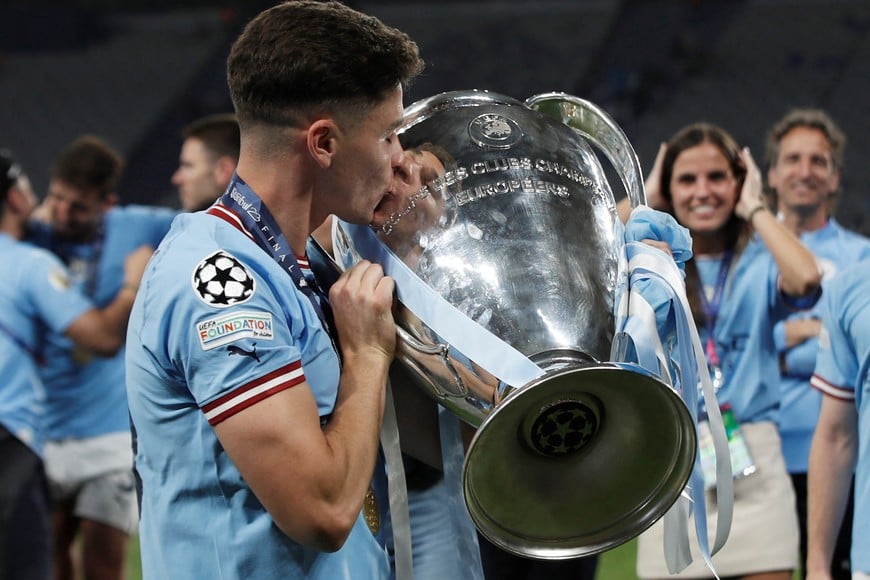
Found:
[634,123,821,580]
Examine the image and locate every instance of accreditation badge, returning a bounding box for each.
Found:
[697,403,757,490]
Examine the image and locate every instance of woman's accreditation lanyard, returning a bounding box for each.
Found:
[695,251,756,488]
[212,174,337,353]
[698,251,732,391]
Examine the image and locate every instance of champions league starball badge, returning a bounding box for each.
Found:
[192,250,256,308]
[468,113,523,149]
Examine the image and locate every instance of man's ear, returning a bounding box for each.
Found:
[103,193,119,210]
[307,119,339,169]
[6,186,28,216]
[767,164,779,191]
[214,156,237,188]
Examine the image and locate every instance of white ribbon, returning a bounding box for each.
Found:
[438,408,485,580]
[618,243,733,577]
[334,220,546,389]
[381,381,414,580]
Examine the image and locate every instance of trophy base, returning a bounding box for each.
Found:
[462,363,696,560]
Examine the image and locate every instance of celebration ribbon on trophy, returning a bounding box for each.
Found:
[618,241,733,577]
[334,219,495,580]
[334,220,547,389]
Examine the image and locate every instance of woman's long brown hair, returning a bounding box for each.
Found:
[658,123,755,328]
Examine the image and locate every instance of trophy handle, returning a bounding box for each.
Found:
[525,93,647,209]
[396,326,469,399]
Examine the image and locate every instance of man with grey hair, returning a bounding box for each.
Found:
[765,108,870,579]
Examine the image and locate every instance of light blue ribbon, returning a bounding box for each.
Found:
[438,408,485,580]
[334,220,546,388]
[333,220,492,580]
[618,242,733,577]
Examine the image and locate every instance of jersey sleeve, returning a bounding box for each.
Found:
[24,246,95,335]
[168,249,313,426]
[810,276,857,400]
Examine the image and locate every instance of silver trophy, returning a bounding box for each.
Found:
[330,91,696,560]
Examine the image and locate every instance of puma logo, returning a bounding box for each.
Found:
[227,343,261,362]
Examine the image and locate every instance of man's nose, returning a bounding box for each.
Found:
[796,157,814,177]
[52,198,71,223]
[389,137,405,169]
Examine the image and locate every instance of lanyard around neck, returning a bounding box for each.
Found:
[210,174,336,342]
[697,251,732,366]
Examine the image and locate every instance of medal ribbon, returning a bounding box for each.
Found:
[210,174,335,344]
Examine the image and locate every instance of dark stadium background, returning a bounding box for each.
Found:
[1,0,867,235]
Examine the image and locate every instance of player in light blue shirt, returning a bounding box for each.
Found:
[126,2,424,578]
[764,109,870,579]
[0,149,150,580]
[27,135,175,578]
[128,210,392,578]
[807,261,870,577]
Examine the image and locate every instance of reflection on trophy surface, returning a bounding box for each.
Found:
[334,90,697,560]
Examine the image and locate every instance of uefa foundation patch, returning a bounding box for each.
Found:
[197,310,274,350]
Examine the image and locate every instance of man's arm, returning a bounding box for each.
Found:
[214,260,396,551]
[806,394,857,580]
[64,245,153,356]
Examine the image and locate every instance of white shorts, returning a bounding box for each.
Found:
[636,421,799,578]
[44,433,138,535]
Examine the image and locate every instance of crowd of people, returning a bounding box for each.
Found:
[1,1,867,580]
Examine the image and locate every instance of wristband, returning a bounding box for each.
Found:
[122,283,139,293]
[746,204,766,223]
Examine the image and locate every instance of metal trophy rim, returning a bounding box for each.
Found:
[462,362,697,559]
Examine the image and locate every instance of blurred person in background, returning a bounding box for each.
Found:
[765,108,870,580]
[172,113,240,212]
[634,122,820,580]
[27,135,175,580]
[0,149,150,580]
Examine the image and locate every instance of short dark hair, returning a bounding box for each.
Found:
[51,135,124,200]
[182,113,240,162]
[226,0,423,127]
[764,108,846,171]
